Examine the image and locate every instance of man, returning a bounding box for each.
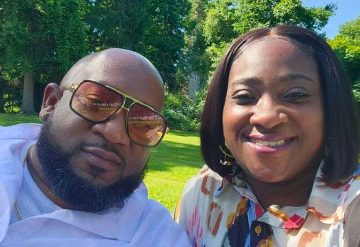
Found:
[0,48,190,246]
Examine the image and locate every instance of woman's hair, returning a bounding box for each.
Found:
[200,25,360,183]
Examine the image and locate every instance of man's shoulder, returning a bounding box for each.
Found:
[0,123,41,141]
[132,183,176,224]
[125,184,191,246]
[0,123,40,165]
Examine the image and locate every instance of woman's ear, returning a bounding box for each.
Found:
[39,83,63,120]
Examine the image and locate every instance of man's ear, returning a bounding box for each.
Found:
[39,83,63,120]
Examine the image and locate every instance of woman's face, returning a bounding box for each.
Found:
[223,37,324,183]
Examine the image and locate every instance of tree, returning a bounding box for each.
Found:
[0,0,89,113]
[140,0,191,91]
[204,0,335,67]
[181,0,210,97]
[328,16,360,86]
[87,0,149,51]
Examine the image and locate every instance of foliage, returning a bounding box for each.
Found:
[140,0,191,91]
[0,79,21,113]
[87,0,149,51]
[164,87,206,131]
[0,0,90,112]
[328,16,360,87]
[179,0,210,90]
[203,0,335,67]
[0,0,89,79]
[352,81,360,103]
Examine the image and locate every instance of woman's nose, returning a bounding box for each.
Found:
[91,110,131,145]
[249,96,288,129]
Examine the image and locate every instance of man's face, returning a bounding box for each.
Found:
[37,120,145,212]
[38,51,164,211]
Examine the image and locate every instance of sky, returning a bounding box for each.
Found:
[302,0,360,38]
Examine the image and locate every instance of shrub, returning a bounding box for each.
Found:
[0,79,21,113]
[164,88,205,131]
[353,80,360,103]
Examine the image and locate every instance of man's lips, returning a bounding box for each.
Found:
[82,146,123,171]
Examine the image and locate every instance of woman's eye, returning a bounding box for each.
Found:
[234,93,257,105]
[283,91,310,102]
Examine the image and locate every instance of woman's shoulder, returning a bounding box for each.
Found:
[344,167,360,204]
[182,165,223,195]
[343,168,360,247]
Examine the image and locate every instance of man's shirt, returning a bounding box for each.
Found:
[0,124,190,246]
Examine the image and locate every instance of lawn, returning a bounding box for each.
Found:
[0,113,203,211]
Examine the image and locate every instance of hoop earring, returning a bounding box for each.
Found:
[219,143,235,166]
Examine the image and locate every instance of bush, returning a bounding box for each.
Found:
[353,80,360,103]
[0,79,21,113]
[164,88,205,131]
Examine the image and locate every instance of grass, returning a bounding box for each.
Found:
[0,113,42,125]
[146,130,202,210]
[0,113,202,211]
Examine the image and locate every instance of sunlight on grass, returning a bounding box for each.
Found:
[146,130,203,210]
[0,113,203,211]
[0,113,41,126]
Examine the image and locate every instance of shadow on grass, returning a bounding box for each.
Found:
[149,139,204,172]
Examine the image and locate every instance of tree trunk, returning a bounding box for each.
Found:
[188,71,200,99]
[21,72,35,114]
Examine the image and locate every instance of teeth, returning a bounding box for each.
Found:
[250,139,286,147]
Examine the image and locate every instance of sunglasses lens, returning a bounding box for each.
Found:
[71,81,123,122]
[128,104,167,147]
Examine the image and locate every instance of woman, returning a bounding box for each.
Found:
[175,25,360,246]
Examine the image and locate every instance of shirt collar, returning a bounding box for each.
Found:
[216,161,359,230]
[27,183,148,242]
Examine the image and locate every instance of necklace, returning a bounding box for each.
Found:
[14,201,23,221]
[13,145,36,222]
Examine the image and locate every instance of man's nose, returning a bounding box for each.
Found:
[91,109,131,145]
[249,95,288,129]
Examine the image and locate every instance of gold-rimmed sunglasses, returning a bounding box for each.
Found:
[66,80,168,147]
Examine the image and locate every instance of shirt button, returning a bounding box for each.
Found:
[255,225,262,235]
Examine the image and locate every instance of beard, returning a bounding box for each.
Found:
[36,121,145,212]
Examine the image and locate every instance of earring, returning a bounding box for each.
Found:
[324,145,329,159]
[219,143,235,166]
[39,110,48,119]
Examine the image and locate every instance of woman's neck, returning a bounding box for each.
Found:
[244,166,318,210]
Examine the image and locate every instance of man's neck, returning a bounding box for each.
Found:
[27,145,72,209]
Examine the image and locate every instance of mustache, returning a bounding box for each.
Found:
[79,141,124,161]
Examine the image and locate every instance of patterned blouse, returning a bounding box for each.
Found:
[175,164,360,247]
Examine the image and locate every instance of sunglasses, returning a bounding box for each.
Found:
[66,80,168,147]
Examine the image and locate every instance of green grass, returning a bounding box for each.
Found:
[0,113,41,125]
[146,130,202,210]
[0,113,202,211]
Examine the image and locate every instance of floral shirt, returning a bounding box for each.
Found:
[175,165,360,247]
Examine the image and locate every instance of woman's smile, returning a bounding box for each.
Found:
[244,135,294,153]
